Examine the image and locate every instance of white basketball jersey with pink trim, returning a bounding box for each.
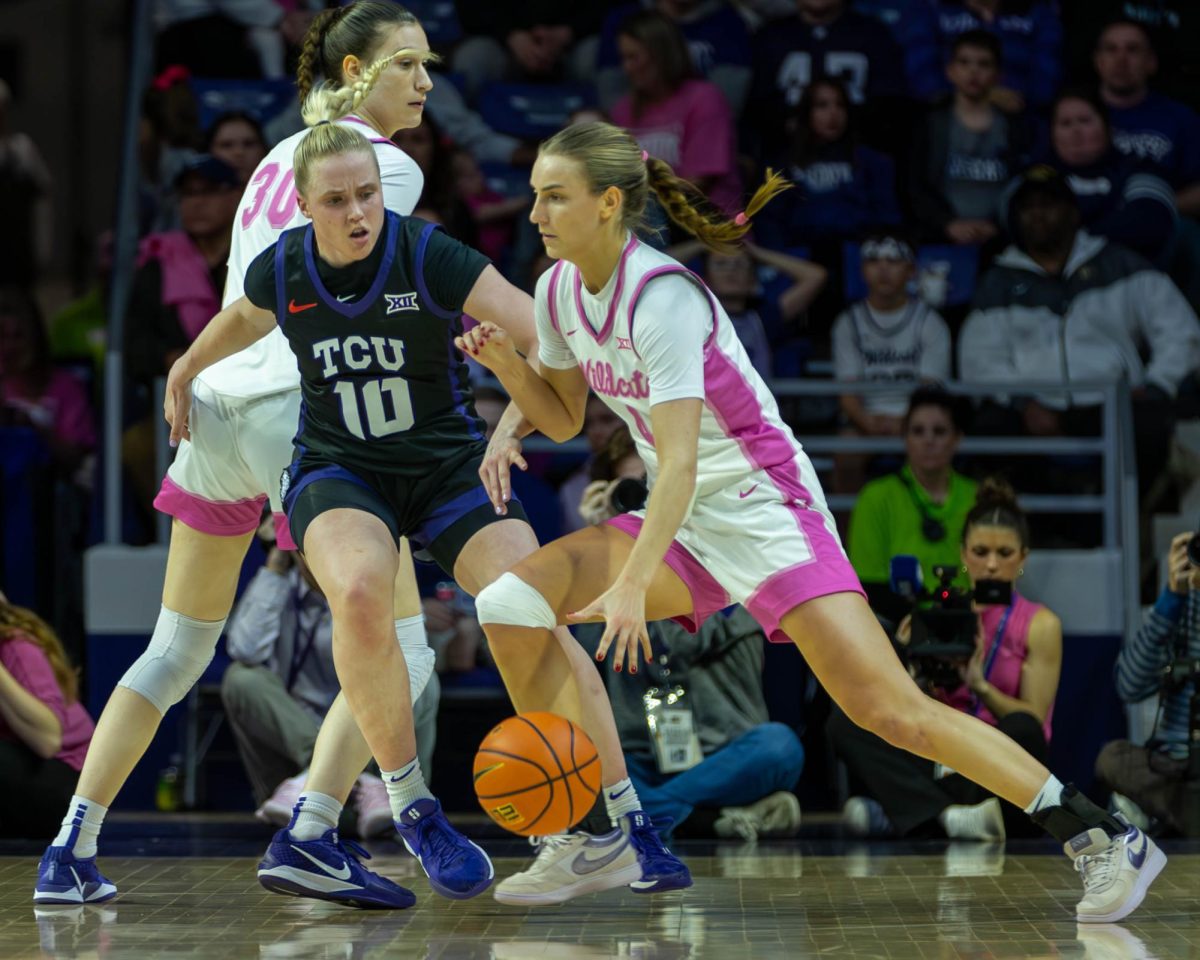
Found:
[535,234,822,508]
[197,115,423,399]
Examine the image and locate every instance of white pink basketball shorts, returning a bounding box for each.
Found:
[608,477,864,644]
[153,382,299,549]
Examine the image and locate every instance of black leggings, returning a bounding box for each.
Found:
[827,706,1049,838]
[0,739,77,839]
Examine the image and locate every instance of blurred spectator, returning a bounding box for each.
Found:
[222,522,439,838]
[450,148,529,267]
[594,0,754,118]
[747,0,907,159]
[572,435,805,843]
[122,155,240,517]
[1093,20,1200,218]
[0,589,94,839]
[155,0,318,79]
[452,2,607,103]
[832,478,1061,840]
[0,286,96,488]
[832,232,951,492]
[1063,0,1200,112]
[906,0,1063,113]
[960,166,1200,488]
[206,110,269,185]
[1045,88,1177,264]
[1095,531,1199,837]
[754,77,901,345]
[610,11,743,217]
[392,115,478,247]
[559,393,625,534]
[139,69,203,234]
[673,237,827,377]
[0,80,52,289]
[848,387,977,626]
[909,30,1031,246]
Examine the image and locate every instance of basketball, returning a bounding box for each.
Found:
[473,711,601,836]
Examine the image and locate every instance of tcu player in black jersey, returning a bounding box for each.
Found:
[163,123,690,907]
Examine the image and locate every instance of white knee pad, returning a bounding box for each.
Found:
[394,614,437,702]
[118,607,224,714]
[475,573,558,630]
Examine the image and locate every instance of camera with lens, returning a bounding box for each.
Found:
[889,557,1011,690]
[608,476,648,514]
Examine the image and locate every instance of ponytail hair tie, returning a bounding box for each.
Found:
[315,119,332,126]
[734,212,748,226]
[641,150,649,162]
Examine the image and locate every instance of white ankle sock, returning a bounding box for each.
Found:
[288,792,342,841]
[53,796,108,858]
[1024,774,1065,816]
[939,800,1003,840]
[603,778,641,823]
[381,758,434,820]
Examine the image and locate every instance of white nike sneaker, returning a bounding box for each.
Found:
[1067,824,1167,923]
[493,828,641,906]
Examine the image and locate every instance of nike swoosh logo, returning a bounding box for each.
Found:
[288,299,318,314]
[608,785,632,801]
[629,879,657,890]
[572,839,630,875]
[290,844,352,880]
[473,762,505,782]
[739,483,760,499]
[69,866,83,893]
[336,293,354,302]
[1127,831,1148,869]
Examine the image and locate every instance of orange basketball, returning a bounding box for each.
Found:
[473,711,601,836]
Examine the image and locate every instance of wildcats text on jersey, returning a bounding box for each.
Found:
[582,358,650,400]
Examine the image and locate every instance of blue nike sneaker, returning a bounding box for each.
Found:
[622,812,693,895]
[34,846,117,905]
[394,798,494,899]
[257,828,416,910]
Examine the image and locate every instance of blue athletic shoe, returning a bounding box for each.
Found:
[394,798,494,900]
[623,812,693,895]
[33,846,117,905]
[257,828,416,910]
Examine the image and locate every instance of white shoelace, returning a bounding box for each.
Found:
[1075,843,1121,891]
[528,834,576,861]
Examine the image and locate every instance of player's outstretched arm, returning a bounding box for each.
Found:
[164,297,276,445]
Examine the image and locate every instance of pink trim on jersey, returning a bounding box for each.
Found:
[546,260,566,334]
[744,510,866,644]
[627,405,655,444]
[273,511,297,551]
[626,266,719,360]
[607,513,731,633]
[340,114,396,146]
[154,475,267,537]
[573,234,639,345]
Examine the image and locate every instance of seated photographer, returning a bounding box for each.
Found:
[829,479,1062,840]
[1094,531,1200,837]
[847,387,978,627]
[221,519,439,839]
[573,427,805,842]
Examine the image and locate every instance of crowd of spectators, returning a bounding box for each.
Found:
[3,0,1200,833]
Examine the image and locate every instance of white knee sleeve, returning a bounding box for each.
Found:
[394,614,436,702]
[475,573,558,630]
[118,607,224,714]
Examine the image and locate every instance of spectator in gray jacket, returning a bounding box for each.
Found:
[958,165,1200,486]
[1095,532,1200,836]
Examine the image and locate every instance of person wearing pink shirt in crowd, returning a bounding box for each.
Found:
[0,286,96,486]
[610,10,742,220]
[0,590,94,838]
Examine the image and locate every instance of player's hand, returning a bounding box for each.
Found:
[569,578,652,675]
[456,322,519,374]
[164,355,195,447]
[578,479,614,526]
[1167,531,1193,595]
[479,425,527,515]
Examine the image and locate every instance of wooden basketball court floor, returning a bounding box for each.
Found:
[2,838,1197,959]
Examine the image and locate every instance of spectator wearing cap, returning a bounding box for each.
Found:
[122,155,240,523]
[960,166,1200,489]
[831,232,951,492]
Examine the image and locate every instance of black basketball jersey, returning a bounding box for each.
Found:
[243,211,490,473]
